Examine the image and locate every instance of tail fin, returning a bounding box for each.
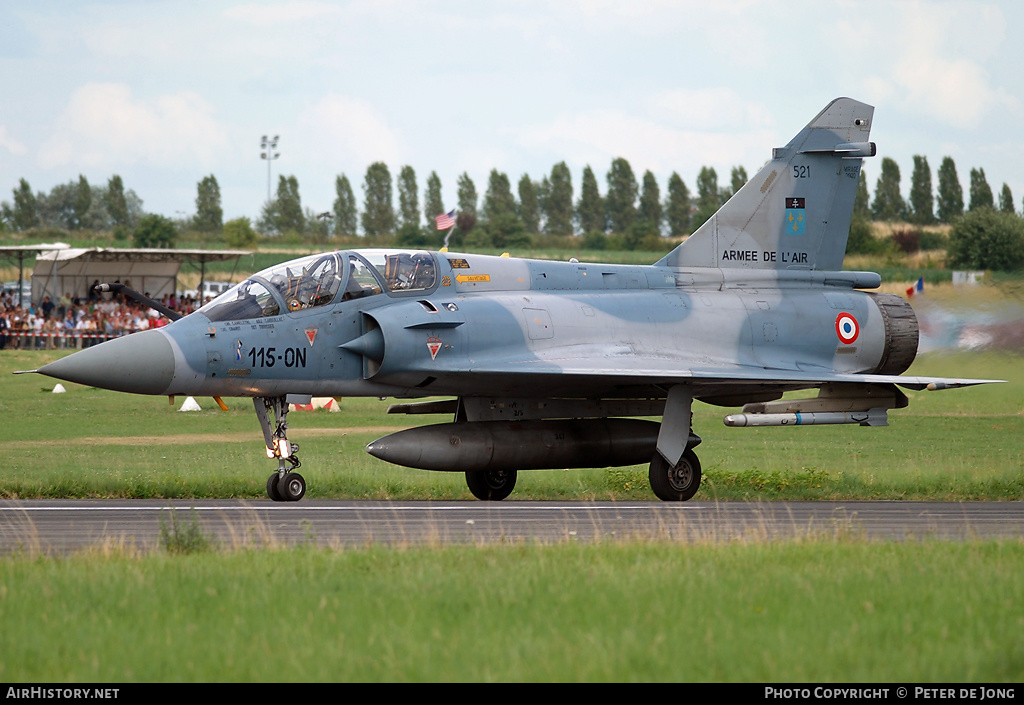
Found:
[657,97,875,272]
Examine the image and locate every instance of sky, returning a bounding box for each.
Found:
[2,0,1023,229]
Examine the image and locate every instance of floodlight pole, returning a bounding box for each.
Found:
[260,135,280,204]
[317,211,332,247]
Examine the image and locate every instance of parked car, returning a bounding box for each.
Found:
[181,281,232,301]
[2,281,33,304]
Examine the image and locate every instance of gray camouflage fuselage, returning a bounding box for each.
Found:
[34,250,913,401]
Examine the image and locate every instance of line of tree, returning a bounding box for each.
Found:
[257,155,1024,246]
[260,159,753,252]
[843,155,1024,270]
[0,173,256,250]
[867,155,1018,224]
[3,155,1021,258]
[1,175,145,237]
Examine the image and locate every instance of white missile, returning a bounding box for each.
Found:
[723,408,889,427]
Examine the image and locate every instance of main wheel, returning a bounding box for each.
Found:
[649,449,702,501]
[266,473,282,501]
[278,472,306,502]
[465,469,517,501]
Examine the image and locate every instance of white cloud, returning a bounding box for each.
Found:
[222,1,343,26]
[517,108,776,179]
[0,126,28,156]
[647,88,774,132]
[5,1,1023,220]
[38,83,230,170]
[854,0,1020,129]
[293,94,403,172]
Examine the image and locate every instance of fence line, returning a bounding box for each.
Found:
[0,330,145,350]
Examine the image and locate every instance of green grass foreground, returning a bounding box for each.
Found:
[1,541,1021,682]
[0,347,1021,500]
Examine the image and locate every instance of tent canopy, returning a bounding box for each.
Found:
[29,248,251,305]
[0,243,70,307]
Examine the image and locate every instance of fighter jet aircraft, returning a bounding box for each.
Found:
[25,97,1000,502]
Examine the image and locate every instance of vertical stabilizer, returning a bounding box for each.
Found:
[657,97,875,271]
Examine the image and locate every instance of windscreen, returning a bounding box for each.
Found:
[199,253,345,322]
[198,250,437,322]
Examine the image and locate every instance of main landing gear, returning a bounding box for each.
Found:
[255,396,306,502]
[648,385,702,501]
[461,452,701,503]
[648,447,702,501]
[465,469,518,501]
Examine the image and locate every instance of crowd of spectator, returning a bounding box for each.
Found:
[0,283,204,350]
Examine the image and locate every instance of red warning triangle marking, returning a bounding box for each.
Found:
[305,328,318,346]
[427,336,442,360]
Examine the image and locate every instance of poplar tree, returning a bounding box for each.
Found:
[664,172,690,237]
[693,166,720,228]
[908,156,934,224]
[605,157,638,234]
[968,168,994,211]
[423,171,444,225]
[194,175,223,232]
[543,162,573,236]
[871,157,905,221]
[848,171,874,254]
[456,173,478,217]
[517,175,540,234]
[729,166,748,198]
[456,172,478,237]
[638,170,662,232]
[73,175,91,230]
[397,165,419,227]
[106,175,130,229]
[483,169,516,221]
[576,165,604,234]
[473,170,523,248]
[361,162,394,237]
[332,174,358,236]
[854,171,870,217]
[278,175,305,233]
[999,184,1015,214]
[936,157,963,223]
[12,178,39,231]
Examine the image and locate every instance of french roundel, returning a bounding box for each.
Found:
[835,313,859,344]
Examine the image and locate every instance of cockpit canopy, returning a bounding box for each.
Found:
[199,249,437,322]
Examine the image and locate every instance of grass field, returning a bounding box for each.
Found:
[2,285,1023,683]
[1,541,1022,682]
[1,345,1020,501]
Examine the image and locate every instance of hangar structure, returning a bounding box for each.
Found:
[28,247,252,305]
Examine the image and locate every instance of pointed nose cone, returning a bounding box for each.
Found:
[37,330,176,395]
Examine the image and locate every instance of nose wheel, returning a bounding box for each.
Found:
[267,471,306,502]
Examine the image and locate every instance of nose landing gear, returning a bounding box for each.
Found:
[255,396,306,502]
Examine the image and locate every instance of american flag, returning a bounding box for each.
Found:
[435,209,456,230]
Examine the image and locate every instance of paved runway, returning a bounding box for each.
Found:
[1,499,1022,553]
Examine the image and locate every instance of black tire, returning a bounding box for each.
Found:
[266,473,283,501]
[649,449,701,501]
[278,472,306,502]
[465,469,517,501]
